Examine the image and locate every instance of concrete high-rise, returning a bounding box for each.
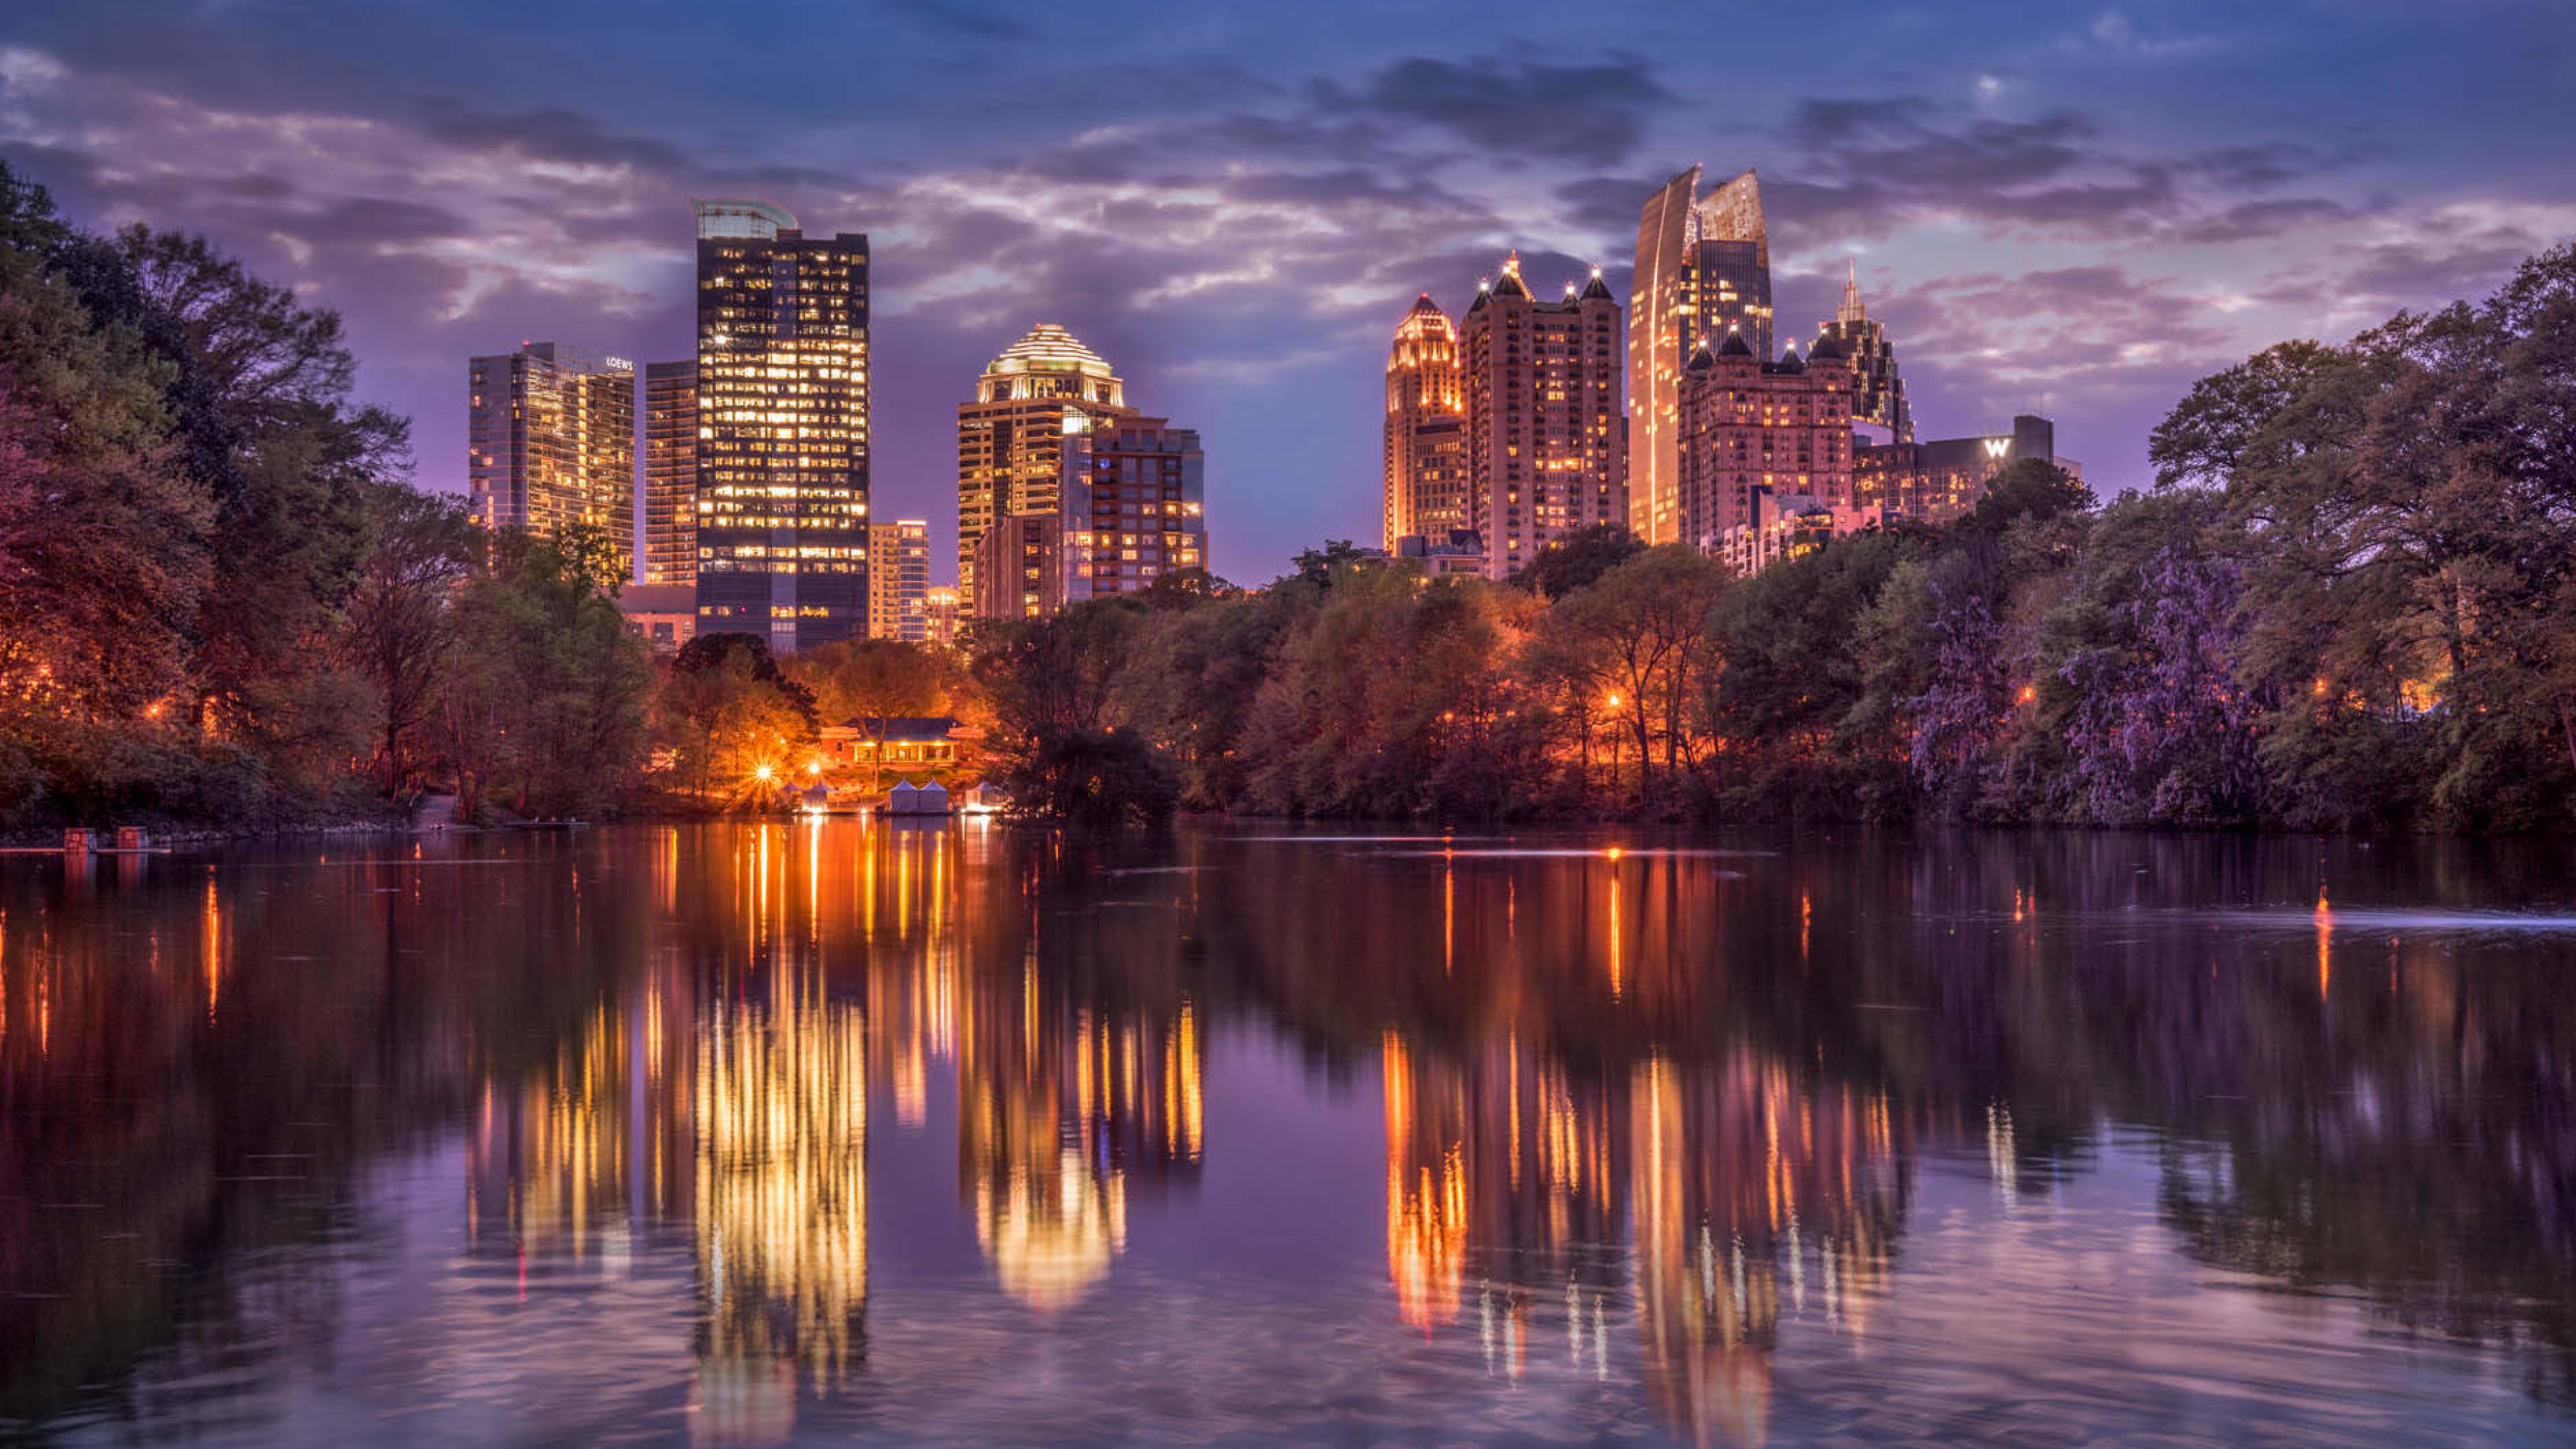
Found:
[1460,253,1625,578]
[641,360,697,586]
[1674,331,1855,549]
[467,342,635,575]
[689,198,869,653]
[867,519,929,641]
[1630,167,1774,545]
[1383,294,1466,550]
[1815,262,1912,444]
[955,323,1130,604]
[1057,415,1207,606]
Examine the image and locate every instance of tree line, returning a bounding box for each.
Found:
[975,240,2576,831]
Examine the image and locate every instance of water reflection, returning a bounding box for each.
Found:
[1,825,2573,1444]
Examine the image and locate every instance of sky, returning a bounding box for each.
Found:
[2,0,2571,586]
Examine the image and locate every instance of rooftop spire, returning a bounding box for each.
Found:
[1838,258,1866,326]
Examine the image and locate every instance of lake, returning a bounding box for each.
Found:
[3,821,2575,1446]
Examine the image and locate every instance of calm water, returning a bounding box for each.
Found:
[4,822,2576,1446]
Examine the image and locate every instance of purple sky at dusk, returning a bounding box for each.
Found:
[3,0,2571,585]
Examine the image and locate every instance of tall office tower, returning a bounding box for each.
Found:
[1460,253,1625,578]
[641,360,697,586]
[970,513,1064,621]
[1383,294,1466,549]
[867,519,929,641]
[955,323,1132,603]
[690,198,869,654]
[1058,415,1207,606]
[1629,166,1774,544]
[1673,332,1855,547]
[467,341,635,575]
[1815,262,1913,444]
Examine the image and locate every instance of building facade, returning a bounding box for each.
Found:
[1382,294,1466,550]
[1629,167,1774,545]
[618,582,698,655]
[970,513,1063,622]
[1057,415,1207,606]
[1672,333,1856,549]
[690,198,869,653]
[955,324,1131,604]
[867,519,929,641]
[641,360,697,586]
[466,342,635,575]
[920,586,963,647]
[1460,253,1625,579]
[1855,415,2058,524]
[1816,262,1913,445]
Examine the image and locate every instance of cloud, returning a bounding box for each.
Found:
[1313,52,1672,166]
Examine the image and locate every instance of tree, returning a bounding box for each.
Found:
[341,482,474,793]
[653,631,818,808]
[1513,523,1644,600]
[1546,546,1727,801]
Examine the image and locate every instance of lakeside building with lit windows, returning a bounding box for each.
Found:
[867,519,929,641]
[466,341,635,574]
[955,324,1132,604]
[642,360,697,586]
[1460,253,1625,579]
[1383,294,1466,550]
[1672,331,1856,549]
[1631,167,1774,545]
[1855,415,2062,524]
[689,198,869,653]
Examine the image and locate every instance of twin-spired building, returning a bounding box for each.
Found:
[1383,255,1625,578]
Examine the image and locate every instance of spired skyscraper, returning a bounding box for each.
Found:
[689,198,869,653]
[1381,294,1466,551]
[1629,167,1774,545]
[1460,253,1624,578]
[1815,261,1913,444]
[466,341,635,576]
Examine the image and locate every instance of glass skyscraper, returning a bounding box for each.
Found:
[466,341,635,574]
[690,199,869,653]
[1629,167,1774,545]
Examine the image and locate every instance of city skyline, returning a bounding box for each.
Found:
[3,1,2569,585]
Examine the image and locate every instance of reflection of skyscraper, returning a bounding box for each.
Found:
[1629,168,1774,545]
[467,341,636,572]
[1461,253,1625,578]
[643,360,698,586]
[1383,294,1467,549]
[691,198,870,653]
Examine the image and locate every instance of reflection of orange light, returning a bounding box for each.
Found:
[1605,845,1623,861]
[2315,889,2332,999]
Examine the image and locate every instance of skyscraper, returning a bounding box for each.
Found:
[1629,167,1774,545]
[466,341,635,574]
[867,519,929,641]
[970,513,1063,622]
[1057,414,1207,606]
[955,323,1130,604]
[641,360,697,586]
[1674,331,1855,548]
[1815,262,1912,444]
[1460,253,1625,578]
[1383,294,1466,550]
[690,198,869,654]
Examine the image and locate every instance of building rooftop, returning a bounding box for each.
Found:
[987,323,1116,380]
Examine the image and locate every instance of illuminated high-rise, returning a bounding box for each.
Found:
[690,198,869,653]
[955,324,1130,603]
[1815,262,1912,444]
[867,519,929,641]
[1629,167,1773,545]
[1057,415,1206,605]
[642,360,697,586]
[1674,331,1855,547]
[1383,294,1466,550]
[1460,253,1625,578]
[466,341,635,575]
